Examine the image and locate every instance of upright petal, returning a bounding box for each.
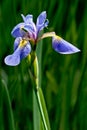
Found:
[24,25,37,40]
[21,14,33,24]
[36,11,46,26]
[21,14,36,32]
[36,11,49,33]
[4,48,21,66]
[11,23,26,38]
[52,36,80,54]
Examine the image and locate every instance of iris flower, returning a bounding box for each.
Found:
[4,11,80,66]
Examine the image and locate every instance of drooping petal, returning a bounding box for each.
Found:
[52,36,80,54]
[20,42,31,59]
[11,23,26,38]
[36,11,49,33]
[4,48,21,66]
[4,39,31,66]
[14,37,22,51]
[17,39,31,59]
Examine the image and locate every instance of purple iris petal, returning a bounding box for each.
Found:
[21,14,36,33]
[21,14,33,24]
[24,24,35,32]
[11,23,26,38]
[36,11,46,25]
[4,40,31,66]
[20,42,31,59]
[36,11,49,33]
[14,37,22,51]
[24,25,37,40]
[37,19,49,32]
[4,48,21,66]
[52,37,80,54]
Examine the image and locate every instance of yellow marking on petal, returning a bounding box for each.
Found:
[39,32,62,41]
[19,39,27,48]
[54,35,62,40]
[39,32,56,40]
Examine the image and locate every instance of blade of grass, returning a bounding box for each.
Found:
[1,80,15,130]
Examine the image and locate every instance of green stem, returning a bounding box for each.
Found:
[28,52,51,130]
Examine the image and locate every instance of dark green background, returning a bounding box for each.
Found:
[0,0,87,130]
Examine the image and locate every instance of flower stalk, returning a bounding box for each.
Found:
[28,52,51,130]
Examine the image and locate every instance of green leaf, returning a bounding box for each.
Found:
[1,80,15,130]
[36,87,51,130]
[33,89,41,130]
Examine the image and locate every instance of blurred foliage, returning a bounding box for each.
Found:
[0,0,87,130]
